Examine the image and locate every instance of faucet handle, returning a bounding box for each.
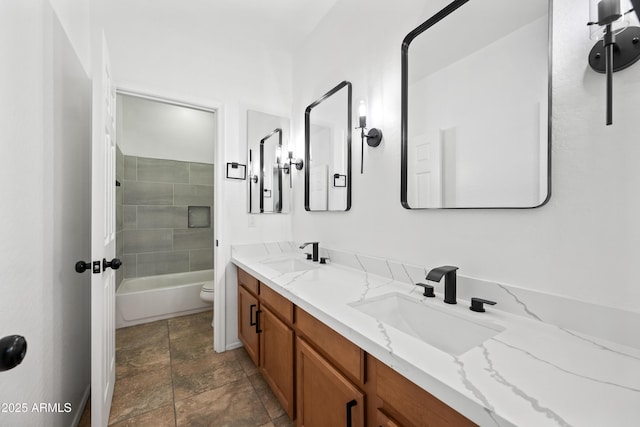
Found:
[319,257,330,264]
[416,283,435,298]
[305,253,312,260]
[470,297,496,313]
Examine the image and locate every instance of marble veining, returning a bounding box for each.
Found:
[495,282,544,321]
[231,242,640,426]
[453,354,497,416]
[558,328,640,362]
[492,338,640,394]
[478,345,572,427]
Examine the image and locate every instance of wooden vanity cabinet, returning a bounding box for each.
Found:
[236,268,295,419]
[237,267,475,427]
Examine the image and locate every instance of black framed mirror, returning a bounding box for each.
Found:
[305,81,352,211]
[247,110,290,214]
[401,0,552,209]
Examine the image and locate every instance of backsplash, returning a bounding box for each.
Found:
[119,154,214,280]
[231,242,639,350]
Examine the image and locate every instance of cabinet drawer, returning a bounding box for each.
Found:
[375,359,475,427]
[295,307,363,384]
[237,268,259,295]
[260,283,293,324]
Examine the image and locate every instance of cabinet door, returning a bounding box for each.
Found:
[260,306,295,418]
[297,337,364,427]
[238,285,259,365]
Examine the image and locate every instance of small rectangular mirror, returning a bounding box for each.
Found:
[305,81,352,211]
[401,0,551,209]
[247,110,291,213]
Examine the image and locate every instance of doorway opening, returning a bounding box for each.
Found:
[114,91,218,330]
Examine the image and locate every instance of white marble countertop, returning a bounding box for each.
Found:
[231,249,640,427]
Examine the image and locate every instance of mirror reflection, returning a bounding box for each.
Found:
[247,110,290,213]
[401,0,551,209]
[305,81,352,211]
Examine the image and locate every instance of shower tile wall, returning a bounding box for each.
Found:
[118,154,214,280]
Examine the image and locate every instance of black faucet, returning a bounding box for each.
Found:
[299,242,319,262]
[426,266,459,304]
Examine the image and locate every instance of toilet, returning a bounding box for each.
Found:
[200,281,214,303]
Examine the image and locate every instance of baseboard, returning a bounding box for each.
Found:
[72,384,91,427]
[225,340,243,351]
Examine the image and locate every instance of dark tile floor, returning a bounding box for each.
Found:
[78,311,294,427]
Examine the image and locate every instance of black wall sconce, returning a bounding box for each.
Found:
[588,0,640,125]
[282,151,304,188]
[356,100,382,173]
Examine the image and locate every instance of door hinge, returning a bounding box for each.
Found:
[216,239,219,247]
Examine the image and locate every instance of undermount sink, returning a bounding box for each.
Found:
[262,258,317,274]
[350,293,504,356]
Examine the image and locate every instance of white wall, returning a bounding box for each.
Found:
[102,4,295,349]
[116,93,216,163]
[290,0,640,314]
[0,3,47,424]
[48,0,91,73]
[0,1,92,425]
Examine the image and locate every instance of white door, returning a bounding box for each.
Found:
[91,33,117,427]
[413,133,442,207]
[309,164,329,210]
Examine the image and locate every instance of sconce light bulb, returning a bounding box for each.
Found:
[358,100,367,128]
[359,100,367,118]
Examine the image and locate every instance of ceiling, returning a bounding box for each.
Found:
[104,0,340,53]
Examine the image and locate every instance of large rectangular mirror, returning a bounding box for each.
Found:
[247,110,291,213]
[305,81,352,211]
[401,0,551,209]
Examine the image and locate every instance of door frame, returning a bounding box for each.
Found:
[114,87,226,352]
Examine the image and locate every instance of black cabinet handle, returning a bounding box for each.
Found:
[103,258,122,271]
[255,310,262,334]
[0,335,27,372]
[249,304,257,326]
[346,399,357,427]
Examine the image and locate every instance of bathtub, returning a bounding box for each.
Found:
[116,269,213,328]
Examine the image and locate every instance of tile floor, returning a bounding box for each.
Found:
[78,311,294,427]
